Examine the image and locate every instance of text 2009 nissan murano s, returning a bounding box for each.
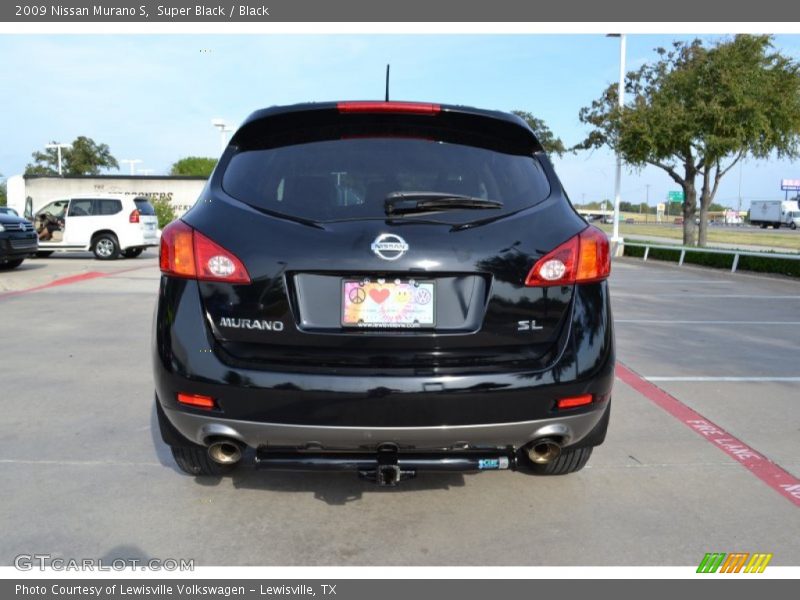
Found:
[153,101,614,485]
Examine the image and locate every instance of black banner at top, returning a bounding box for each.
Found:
[2,0,799,22]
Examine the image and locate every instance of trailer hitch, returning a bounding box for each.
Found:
[255,447,514,485]
[359,445,415,486]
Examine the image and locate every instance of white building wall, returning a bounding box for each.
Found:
[7,175,207,218]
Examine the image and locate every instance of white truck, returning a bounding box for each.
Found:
[750,200,800,230]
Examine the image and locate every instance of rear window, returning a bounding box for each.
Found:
[134,198,156,216]
[221,137,551,223]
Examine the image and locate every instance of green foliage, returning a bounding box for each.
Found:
[578,35,800,246]
[0,176,6,207]
[623,244,800,277]
[170,156,217,177]
[25,136,119,176]
[511,111,567,157]
[151,197,177,229]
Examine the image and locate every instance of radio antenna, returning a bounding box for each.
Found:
[385,64,390,101]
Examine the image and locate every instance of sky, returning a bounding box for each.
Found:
[1,33,800,209]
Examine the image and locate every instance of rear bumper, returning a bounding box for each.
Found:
[153,278,614,449]
[119,228,159,250]
[161,403,608,450]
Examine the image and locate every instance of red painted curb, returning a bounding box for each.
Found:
[0,265,150,300]
[616,363,800,507]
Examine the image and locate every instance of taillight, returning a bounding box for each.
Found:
[337,101,441,115]
[160,220,195,277]
[193,230,250,283]
[159,220,250,284]
[525,226,610,287]
[129,209,140,223]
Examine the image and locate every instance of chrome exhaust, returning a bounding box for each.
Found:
[525,438,562,465]
[208,440,243,465]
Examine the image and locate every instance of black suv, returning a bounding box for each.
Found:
[0,211,38,270]
[153,101,614,485]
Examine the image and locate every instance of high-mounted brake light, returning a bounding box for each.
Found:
[525,226,610,287]
[337,101,441,115]
[160,220,250,284]
[129,209,140,223]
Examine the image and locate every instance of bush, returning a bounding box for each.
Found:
[623,244,800,278]
[152,197,177,229]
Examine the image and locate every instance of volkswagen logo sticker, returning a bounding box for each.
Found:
[371,233,409,261]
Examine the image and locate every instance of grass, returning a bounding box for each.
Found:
[596,219,800,252]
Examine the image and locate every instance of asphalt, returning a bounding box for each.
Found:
[0,251,797,566]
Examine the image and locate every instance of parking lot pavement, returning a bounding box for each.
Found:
[0,250,159,294]
[0,255,797,566]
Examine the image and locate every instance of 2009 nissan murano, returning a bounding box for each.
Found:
[153,101,614,485]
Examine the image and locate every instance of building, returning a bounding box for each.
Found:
[6,174,207,219]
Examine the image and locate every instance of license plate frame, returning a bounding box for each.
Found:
[341,278,435,329]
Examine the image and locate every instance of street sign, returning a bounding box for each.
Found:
[668,190,684,203]
[781,179,800,191]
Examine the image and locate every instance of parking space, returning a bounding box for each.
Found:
[0,254,798,566]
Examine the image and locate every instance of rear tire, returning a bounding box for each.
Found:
[170,445,237,477]
[0,258,24,270]
[518,446,593,476]
[34,251,54,258]
[123,248,144,258]
[92,234,120,260]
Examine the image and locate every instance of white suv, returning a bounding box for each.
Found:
[34,195,159,260]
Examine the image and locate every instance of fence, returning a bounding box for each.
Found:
[623,242,800,274]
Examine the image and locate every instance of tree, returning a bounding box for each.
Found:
[577,35,800,246]
[151,197,177,229]
[170,156,217,177]
[25,136,119,176]
[511,111,567,157]
[0,177,6,207]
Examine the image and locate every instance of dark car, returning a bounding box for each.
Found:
[153,101,614,485]
[0,211,38,269]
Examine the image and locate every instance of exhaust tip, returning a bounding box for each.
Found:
[208,440,243,465]
[526,439,561,465]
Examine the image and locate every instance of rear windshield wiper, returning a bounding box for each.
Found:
[384,192,503,216]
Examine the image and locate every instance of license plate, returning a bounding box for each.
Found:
[342,279,435,328]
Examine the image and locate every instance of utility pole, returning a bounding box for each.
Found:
[737,161,743,213]
[212,119,233,152]
[120,159,142,175]
[46,143,71,176]
[606,33,626,245]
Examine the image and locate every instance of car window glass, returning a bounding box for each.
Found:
[68,199,94,217]
[96,199,122,215]
[134,198,157,216]
[222,138,551,224]
[37,201,63,216]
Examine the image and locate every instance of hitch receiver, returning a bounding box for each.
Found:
[360,464,416,486]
